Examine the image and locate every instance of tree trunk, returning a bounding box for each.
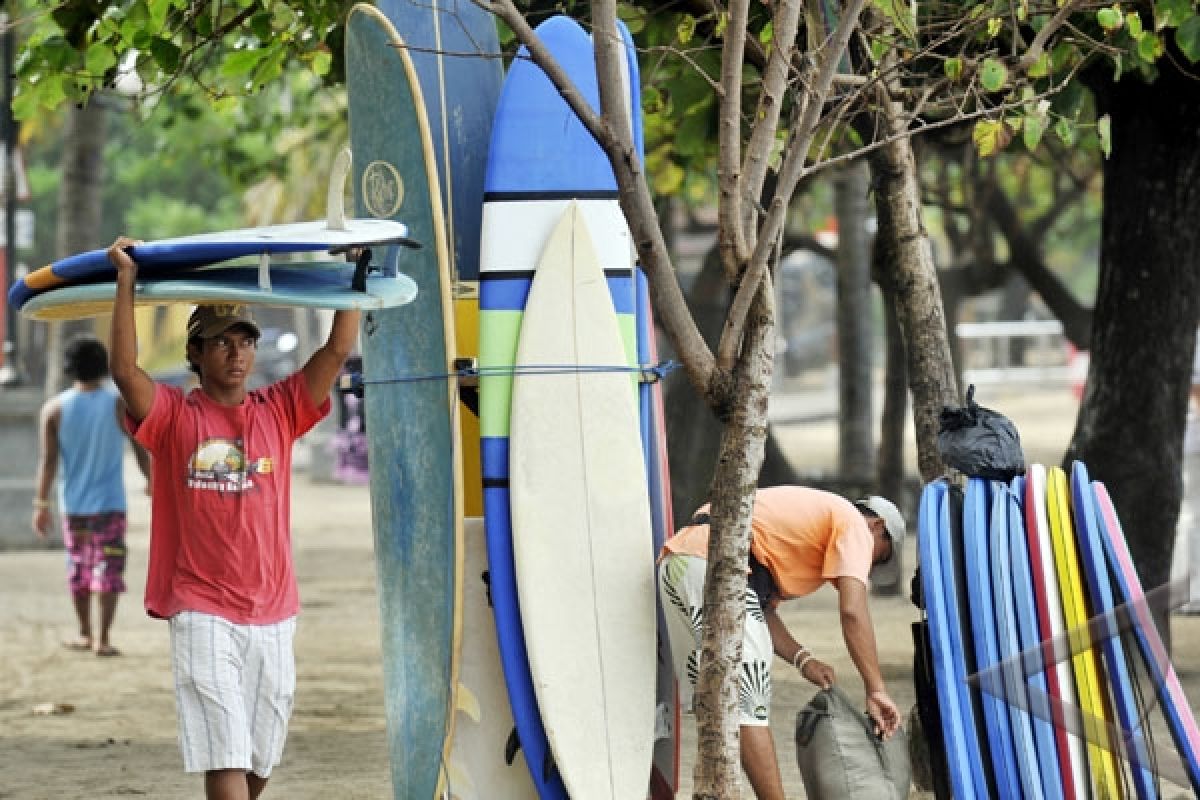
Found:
[666,246,797,523]
[692,283,775,799]
[876,288,908,504]
[835,160,875,485]
[1068,65,1200,645]
[44,103,108,395]
[866,120,958,482]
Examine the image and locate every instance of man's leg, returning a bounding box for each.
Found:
[63,519,93,649]
[92,512,127,654]
[204,769,260,800]
[95,592,119,654]
[740,724,786,800]
[69,591,93,648]
[247,773,268,799]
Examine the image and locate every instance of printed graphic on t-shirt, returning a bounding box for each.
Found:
[188,438,273,492]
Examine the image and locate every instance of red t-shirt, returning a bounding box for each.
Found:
[130,373,329,624]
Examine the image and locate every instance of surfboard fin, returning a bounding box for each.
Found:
[326,148,351,232]
[542,749,559,784]
[504,727,521,765]
[456,683,481,723]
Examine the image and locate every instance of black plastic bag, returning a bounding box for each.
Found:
[936,384,1025,480]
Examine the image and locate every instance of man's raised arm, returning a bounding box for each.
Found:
[107,237,155,421]
[302,309,361,408]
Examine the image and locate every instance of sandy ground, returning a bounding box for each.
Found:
[3,382,1200,798]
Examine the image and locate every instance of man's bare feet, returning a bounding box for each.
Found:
[62,637,92,652]
[94,644,120,657]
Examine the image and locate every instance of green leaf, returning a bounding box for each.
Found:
[972,119,1011,157]
[84,42,117,76]
[1027,51,1051,77]
[149,37,182,73]
[987,17,1003,38]
[11,88,39,121]
[39,74,68,109]
[980,58,1009,91]
[1155,0,1192,30]
[1054,116,1076,147]
[251,11,274,41]
[311,49,331,77]
[871,0,917,40]
[1127,11,1144,38]
[1023,113,1045,150]
[944,57,964,80]
[677,15,696,45]
[1177,16,1200,62]
[1138,30,1166,60]
[1097,7,1124,32]
[1097,114,1113,158]
[221,48,267,78]
[147,0,172,30]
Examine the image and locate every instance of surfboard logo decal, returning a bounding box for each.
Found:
[362,160,405,219]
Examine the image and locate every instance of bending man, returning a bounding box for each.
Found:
[658,486,905,799]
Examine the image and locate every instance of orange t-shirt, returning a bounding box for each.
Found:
[662,486,873,599]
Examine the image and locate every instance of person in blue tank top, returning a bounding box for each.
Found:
[32,335,151,656]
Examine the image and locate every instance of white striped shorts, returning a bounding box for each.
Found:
[169,610,297,776]
[657,553,774,726]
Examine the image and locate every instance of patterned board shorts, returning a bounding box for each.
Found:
[657,553,774,726]
[169,611,297,776]
[63,511,127,595]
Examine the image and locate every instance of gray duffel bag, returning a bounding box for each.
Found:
[794,686,911,799]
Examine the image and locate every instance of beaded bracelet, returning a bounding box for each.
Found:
[796,653,816,673]
[791,647,810,669]
[32,498,49,509]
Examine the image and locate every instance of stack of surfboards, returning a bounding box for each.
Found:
[917,462,1200,799]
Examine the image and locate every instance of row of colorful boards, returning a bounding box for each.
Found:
[8,3,680,799]
[917,463,1200,799]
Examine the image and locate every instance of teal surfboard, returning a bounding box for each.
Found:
[17,261,417,320]
[347,5,463,799]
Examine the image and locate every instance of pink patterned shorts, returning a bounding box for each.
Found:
[63,511,127,595]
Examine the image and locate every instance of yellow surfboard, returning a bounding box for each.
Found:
[455,286,482,517]
[1047,466,1123,799]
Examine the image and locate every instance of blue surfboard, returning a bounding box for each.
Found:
[1093,480,1200,794]
[7,217,412,310]
[990,481,1044,800]
[963,478,1023,799]
[478,15,643,797]
[941,484,994,797]
[1071,461,1159,799]
[916,480,978,799]
[1008,476,1067,800]
[17,261,418,320]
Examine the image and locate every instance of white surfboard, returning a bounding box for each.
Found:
[446,518,538,800]
[508,202,656,800]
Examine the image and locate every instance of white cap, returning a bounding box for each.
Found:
[856,495,906,587]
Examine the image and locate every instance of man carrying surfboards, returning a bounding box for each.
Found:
[658,486,905,800]
[106,236,360,800]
